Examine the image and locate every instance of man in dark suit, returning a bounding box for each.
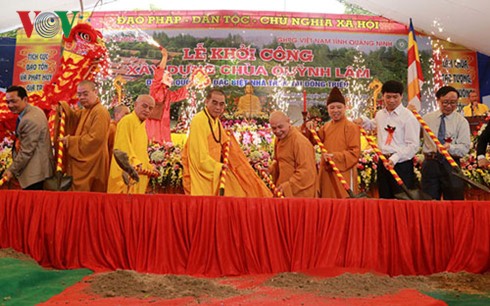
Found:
[3,85,53,190]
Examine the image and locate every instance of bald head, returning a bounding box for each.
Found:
[77,80,99,109]
[269,111,291,140]
[134,94,155,122]
[113,105,130,123]
[269,111,289,122]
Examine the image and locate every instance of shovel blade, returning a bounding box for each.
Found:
[347,190,370,198]
[451,169,490,193]
[43,171,73,191]
[395,188,433,200]
[113,149,139,182]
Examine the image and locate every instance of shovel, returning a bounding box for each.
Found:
[43,171,73,191]
[218,131,231,196]
[255,165,284,198]
[360,128,432,200]
[309,128,368,198]
[44,109,73,191]
[113,149,140,183]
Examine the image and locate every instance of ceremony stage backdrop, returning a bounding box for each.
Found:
[5,10,481,116]
[1,190,489,277]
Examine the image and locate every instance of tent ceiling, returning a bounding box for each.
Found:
[345,0,490,55]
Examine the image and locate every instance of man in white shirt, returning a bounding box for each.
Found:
[422,86,470,200]
[356,80,420,199]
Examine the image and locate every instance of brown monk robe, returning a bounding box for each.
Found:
[269,111,317,198]
[59,80,111,192]
[304,87,361,198]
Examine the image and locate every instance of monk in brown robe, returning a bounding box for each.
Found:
[304,87,361,198]
[59,80,111,192]
[268,111,317,198]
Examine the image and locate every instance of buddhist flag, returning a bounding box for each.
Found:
[407,18,424,111]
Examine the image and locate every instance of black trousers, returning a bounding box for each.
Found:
[23,180,45,191]
[421,158,465,200]
[377,159,415,199]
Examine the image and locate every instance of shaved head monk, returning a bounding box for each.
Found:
[58,80,111,192]
[268,111,317,198]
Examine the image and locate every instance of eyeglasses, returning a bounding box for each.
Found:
[441,100,458,106]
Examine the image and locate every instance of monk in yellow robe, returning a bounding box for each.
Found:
[304,87,361,198]
[269,111,317,198]
[182,88,272,197]
[108,104,130,162]
[107,95,155,194]
[235,84,264,117]
[59,80,111,192]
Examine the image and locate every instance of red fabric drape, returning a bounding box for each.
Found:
[0,191,489,276]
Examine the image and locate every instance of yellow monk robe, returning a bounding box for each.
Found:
[316,118,360,198]
[269,127,317,198]
[182,109,272,197]
[60,101,111,192]
[107,112,151,194]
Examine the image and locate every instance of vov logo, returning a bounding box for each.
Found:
[17,11,80,38]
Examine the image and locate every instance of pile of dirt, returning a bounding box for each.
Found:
[0,248,36,262]
[265,271,490,298]
[88,270,243,300]
[1,248,489,301]
[85,270,490,300]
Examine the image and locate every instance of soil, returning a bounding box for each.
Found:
[85,270,490,300]
[0,247,36,262]
[2,248,489,301]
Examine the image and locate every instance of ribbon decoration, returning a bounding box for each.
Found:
[360,128,405,187]
[256,166,284,198]
[309,128,357,198]
[0,176,7,187]
[218,130,232,196]
[137,168,160,178]
[56,110,66,172]
[384,125,396,145]
[410,111,458,168]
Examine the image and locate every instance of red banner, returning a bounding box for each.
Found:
[91,10,407,34]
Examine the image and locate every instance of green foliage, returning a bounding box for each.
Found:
[0,29,17,38]
[337,0,375,15]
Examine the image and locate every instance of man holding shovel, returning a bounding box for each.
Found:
[304,87,361,198]
[354,80,420,199]
[420,86,470,200]
[59,80,111,192]
[107,95,155,194]
[3,85,53,190]
[182,88,271,197]
[269,111,317,198]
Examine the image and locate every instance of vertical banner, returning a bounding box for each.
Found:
[433,41,479,105]
[12,29,62,93]
[12,45,60,92]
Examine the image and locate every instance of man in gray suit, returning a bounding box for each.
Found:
[3,85,53,190]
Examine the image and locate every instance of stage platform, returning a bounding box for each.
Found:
[0,190,489,277]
